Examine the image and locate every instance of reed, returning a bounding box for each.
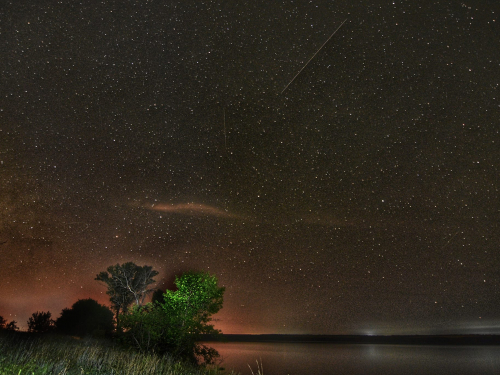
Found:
[247,359,264,375]
[0,332,238,375]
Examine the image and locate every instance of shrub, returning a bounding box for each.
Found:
[27,311,55,333]
[56,298,114,338]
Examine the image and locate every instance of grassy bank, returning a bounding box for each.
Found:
[0,331,238,375]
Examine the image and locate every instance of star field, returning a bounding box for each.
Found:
[1,0,499,334]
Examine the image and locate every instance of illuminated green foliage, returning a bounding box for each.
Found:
[162,271,224,332]
[119,271,225,365]
[161,271,225,363]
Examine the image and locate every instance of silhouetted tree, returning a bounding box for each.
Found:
[56,298,114,337]
[151,288,166,305]
[95,262,159,324]
[27,311,55,333]
[5,321,19,331]
[0,315,19,331]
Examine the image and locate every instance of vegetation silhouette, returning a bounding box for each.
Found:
[1,315,19,331]
[151,287,166,304]
[27,311,55,333]
[55,298,114,338]
[5,321,19,331]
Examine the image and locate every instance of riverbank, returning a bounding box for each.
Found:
[0,331,237,375]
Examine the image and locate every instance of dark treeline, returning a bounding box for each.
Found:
[0,262,225,366]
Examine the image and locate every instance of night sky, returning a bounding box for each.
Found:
[1,0,499,335]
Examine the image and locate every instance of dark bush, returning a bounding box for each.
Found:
[5,321,19,331]
[56,298,114,337]
[27,311,55,333]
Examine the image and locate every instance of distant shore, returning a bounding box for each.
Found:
[201,334,500,345]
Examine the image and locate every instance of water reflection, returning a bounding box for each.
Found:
[209,342,500,375]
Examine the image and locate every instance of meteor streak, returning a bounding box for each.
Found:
[281,18,348,94]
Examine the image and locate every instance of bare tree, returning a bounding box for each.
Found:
[95,262,159,323]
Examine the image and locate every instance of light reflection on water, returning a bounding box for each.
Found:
[208,342,500,375]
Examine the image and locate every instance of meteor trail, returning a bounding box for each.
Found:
[281,18,347,94]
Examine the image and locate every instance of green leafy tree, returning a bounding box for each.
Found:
[162,271,225,363]
[56,298,114,337]
[121,271,225,364]
[0,315,6,329]
[27,311,55,333]
[119,303,168,353]
[95,262,159,325]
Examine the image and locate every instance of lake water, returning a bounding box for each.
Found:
[209,342,500,375]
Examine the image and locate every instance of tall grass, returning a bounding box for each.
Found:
[0,332,238,375]
[247,360,264,375]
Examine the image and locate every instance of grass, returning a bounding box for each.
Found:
[0,331,240,375]
[247,360,264,375]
